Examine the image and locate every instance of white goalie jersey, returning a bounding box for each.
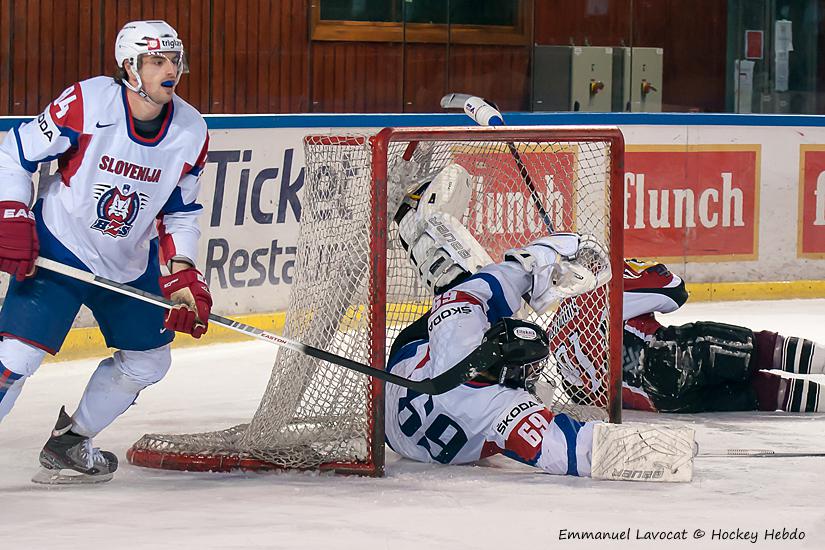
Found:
[384,261,596,476]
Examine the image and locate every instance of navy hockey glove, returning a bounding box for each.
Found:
[159,267,212,338]
[0,201,39,281]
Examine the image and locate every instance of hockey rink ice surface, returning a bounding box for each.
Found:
[2,299,824,550]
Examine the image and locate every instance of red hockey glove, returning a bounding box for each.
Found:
[159,267,212,338]
[0,201,39,282]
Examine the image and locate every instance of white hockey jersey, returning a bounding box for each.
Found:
[385,263,595,476]
[0,76,208,282]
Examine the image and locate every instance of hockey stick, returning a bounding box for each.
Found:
[440,93,554,232]
[33,257,480,395]
[699,449,825,458]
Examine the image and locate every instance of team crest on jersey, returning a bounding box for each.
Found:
[90,183,148,238]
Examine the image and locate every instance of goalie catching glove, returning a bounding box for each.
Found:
[159,267,212,338]
[504,233,611,314]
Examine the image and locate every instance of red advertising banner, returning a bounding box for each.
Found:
[453,145,578,260]
[798,146,825,258]
[624,146,760,260]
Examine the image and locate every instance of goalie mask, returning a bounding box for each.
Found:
[115,20,189,103]
[466,318,550,392]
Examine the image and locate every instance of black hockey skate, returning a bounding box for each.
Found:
[32,406,118,485]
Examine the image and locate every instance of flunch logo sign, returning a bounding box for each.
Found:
[452,145,577,260]
[798,146,825,258]
[624,146,760,260]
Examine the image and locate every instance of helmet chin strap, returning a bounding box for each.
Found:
[124,62,177,106]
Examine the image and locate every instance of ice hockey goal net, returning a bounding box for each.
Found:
[127,126,624,477]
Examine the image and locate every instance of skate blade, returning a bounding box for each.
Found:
[31,467,113,485]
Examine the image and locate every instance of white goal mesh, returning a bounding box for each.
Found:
[127,126,624,476]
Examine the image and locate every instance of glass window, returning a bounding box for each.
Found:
[312,0,529,45]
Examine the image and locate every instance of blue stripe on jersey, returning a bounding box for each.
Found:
[466,272,514,325]
[0,363,23,404]
[57,124,80,147]
[160,187,204,215]
[553,413,584,476]
[502,448,541,467]
[386,339,427,373]
[12,127,38,173]
[188,164,203,177]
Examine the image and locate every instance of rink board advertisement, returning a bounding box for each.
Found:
[624,145,760,260]
[0,114,824,322]
[799,145,825,259]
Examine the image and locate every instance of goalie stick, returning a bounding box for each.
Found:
[440,92,555,233]
[700,449,825,458]
[33,257,482,395]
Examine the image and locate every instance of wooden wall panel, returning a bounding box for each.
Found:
[310,41,402,113]
[0,1,782,115]
[448,45,530,111]
[534,0,727,112]
[632,0,727,112]
[281,0,309,113]
[11,0,30,114]
[0,1,10,113]
[534,0,632,47]
[404,44,447,112]
[209,0,308,113]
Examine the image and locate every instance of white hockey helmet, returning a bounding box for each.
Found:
[115,20,188,100]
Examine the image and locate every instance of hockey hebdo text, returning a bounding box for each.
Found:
[557,527,806,544]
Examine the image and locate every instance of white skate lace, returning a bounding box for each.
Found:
[78,439,106,470]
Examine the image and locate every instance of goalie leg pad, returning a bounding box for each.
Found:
[395,163,492,294]
[590,422,695,482]
[399,211,493,295]
[411,163,474,220]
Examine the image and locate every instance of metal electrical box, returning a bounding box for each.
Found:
[532,46,614,112]
[570,46,614,112]
[615,47,664,112]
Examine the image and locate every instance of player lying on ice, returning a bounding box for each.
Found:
[383,164,695,482]
[610,259,825,413]
[0,20,212,484]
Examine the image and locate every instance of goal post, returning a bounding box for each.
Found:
[127,126,625,476]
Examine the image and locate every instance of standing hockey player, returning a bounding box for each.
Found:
[384,164,695,482]
[0,20,211,483]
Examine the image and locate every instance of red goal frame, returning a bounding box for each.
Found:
[127,126,624,477]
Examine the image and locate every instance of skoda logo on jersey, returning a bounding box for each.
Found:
[90,183,147,238]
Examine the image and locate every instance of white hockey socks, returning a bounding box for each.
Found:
[776,336,825,375]
[72,346,171,437]
[590,423,695,482]
[0,338,46,423]
[781,377,825,413]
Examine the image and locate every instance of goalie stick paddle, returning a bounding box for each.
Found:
[33,257,478,395]
[440,93,555,233]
